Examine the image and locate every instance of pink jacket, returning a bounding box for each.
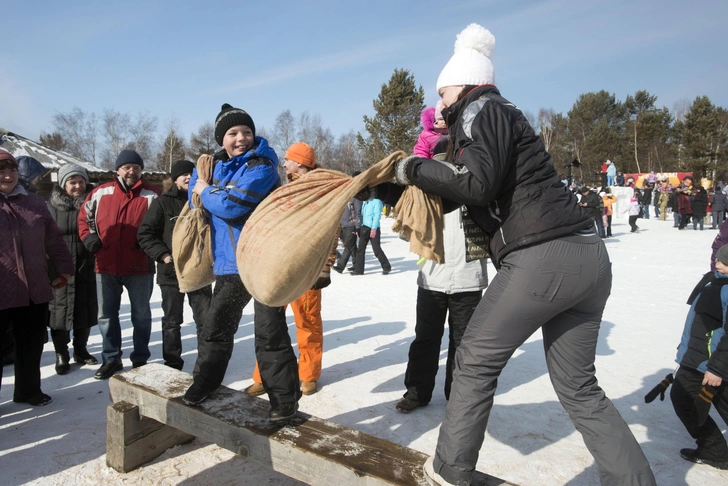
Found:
[413,107,445,158]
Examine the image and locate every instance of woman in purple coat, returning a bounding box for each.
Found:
[0,151,73,406]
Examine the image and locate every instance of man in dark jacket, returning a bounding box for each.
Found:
[711,188,727,229]
[78,150,160,380]
[579,186,604,237]
[138,160,212,370]
[332,171,362,274]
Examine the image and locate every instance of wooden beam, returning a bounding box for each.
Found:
[106,400,194,472]
[108,364,515,485]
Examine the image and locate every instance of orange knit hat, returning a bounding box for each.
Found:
[285,142,316,169]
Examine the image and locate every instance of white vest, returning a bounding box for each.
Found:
[417,209,488,293]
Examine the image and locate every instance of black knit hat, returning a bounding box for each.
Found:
[170,159,195,181]
[214,103,255,145]
[115,149,144,170]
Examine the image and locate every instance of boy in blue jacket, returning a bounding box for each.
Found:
[670,244,728,470]
[183,104,300,423]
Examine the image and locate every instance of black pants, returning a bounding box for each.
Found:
[0,302,49,401]
[404,288,481,404]
[50,327,91,354]
[606,215,612,237]
[192,276,252,391]
[192,276,299,407]
[679,213,692,229]
[160,283,212,370]
[334,226,357,270]
[628,215,639,232]
[254,301,300,408]
[670,366,728,460]
[355,226,391,274]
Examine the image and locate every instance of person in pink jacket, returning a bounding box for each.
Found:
[413,100,448,158]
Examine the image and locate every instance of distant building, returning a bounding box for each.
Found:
[0,127,169,197]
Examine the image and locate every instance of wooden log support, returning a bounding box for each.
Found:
[106,400,194,472]
[107,363,516,485]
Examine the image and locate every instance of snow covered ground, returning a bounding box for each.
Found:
[2,214,728,485]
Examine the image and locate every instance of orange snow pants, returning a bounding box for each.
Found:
[253,288,323,383]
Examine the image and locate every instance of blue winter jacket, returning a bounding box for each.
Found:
[675,271,728,378]
[189,137,280,276]
[361,198,383,230]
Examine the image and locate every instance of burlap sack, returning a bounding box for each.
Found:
[237,151,444,306]
[172,154,215,293]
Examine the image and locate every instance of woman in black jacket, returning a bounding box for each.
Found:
[691,186,708,231]
[137,160,211,370]
[392,24,656,486]
[47,164,98,374]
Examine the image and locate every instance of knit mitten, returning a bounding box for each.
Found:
[644,373,674,403]
[690,385,718,426]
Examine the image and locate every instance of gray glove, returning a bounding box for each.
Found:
[394,155,417,185]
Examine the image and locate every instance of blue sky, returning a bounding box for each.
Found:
[2,0,726,145]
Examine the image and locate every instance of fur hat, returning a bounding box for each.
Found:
[58,163,88,189]
[436,24,496,92]
[214,103,255,145]
[285,142,316,169]
[170,159,195,181]
[717,245,728,266]
[115,149,144,170]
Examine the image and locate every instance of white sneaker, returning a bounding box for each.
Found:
[423,456,463,485]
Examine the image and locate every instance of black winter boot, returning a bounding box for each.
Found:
[55,352,71,375]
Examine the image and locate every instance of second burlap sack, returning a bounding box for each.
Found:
[237,151,444,306]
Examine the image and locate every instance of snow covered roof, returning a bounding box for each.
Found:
[0,127,100,173]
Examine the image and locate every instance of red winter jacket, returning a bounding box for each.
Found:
[78,177,159,276]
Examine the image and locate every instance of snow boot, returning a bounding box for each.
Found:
[55,352,71,375]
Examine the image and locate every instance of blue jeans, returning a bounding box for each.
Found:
[607,175,615,186]
[97,273,154,364]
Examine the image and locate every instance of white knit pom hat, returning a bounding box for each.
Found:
[436,24,496,92]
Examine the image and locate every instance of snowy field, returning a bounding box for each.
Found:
[2,213,728,485]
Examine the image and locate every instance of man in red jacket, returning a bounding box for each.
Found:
[78,150,160,380]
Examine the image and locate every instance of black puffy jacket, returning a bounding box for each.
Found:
[137,185,189,285]
[404,85,591,265]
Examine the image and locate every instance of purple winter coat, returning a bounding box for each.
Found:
[711,219,728,272]
[0,186,73,310]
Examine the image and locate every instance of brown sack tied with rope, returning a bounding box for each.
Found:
[237,151,444,307]
[172,154,215,293]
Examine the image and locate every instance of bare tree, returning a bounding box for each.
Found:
[188,121,218,160]
[538,108,556,152]
[52,107,98,165]
[330,131,364,174]
[268,110,296,155]
[157,116,187,173]
[101,109,131,169]
[127,112,158,168]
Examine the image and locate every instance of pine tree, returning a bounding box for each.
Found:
[566,91,627,178]
[679,96,728,181]
[39,131,66,151]
[357,68,425,164]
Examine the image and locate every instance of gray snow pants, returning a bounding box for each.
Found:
[432,233,656,486]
